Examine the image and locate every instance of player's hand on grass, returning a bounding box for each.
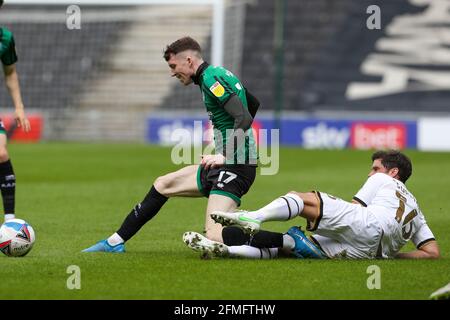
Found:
[201,154,225,170]
[15,107,31,132]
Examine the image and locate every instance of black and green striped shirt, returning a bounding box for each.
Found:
[0,27,18,66]
[196,63,257,164]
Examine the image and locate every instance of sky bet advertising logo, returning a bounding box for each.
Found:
[147,117,417,150]
[351,122,407,149]
[281,120,351,148]
[276,119,416,149]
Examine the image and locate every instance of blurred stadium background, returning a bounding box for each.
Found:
[1,0,449,151]
[1,0,450,301]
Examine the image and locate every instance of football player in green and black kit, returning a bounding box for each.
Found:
[0,0,31,222]
[84,37,260,252]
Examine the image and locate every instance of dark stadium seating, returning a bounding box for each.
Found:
[240,0,448,112]
[0,6,128,111]
[2,1,449,114]
[163,0,450,112]
[241,0,353,111]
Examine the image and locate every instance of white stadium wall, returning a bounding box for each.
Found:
[418,118,450,151]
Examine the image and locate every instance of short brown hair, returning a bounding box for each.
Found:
[372,150,412,183]
[163,37,202,61]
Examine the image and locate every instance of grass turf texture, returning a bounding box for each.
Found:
[1,143,448,299]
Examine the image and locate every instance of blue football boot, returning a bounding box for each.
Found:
[82,239,125,253]
[287,226,327,259]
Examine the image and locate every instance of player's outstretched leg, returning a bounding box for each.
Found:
[83,165,198,253]
[82,185,168,253]
[82,239,125,253]
[183,231,229,258]
[211,210,261,235]
[212,192,305,235]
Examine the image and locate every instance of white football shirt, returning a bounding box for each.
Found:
[353,173,435,258]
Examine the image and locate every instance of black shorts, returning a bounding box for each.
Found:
[196,164,256,206]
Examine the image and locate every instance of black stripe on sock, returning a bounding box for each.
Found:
[285,195,300,215]
[280,196,292,220]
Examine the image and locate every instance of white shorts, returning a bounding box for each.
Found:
[308,191,383,259]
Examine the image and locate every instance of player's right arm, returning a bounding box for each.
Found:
[1,30,31,132]
[3,64,30,132]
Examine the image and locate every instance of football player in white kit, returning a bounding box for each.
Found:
[183,150,440,260]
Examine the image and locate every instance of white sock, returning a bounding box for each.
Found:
[246,193,304,222]
[107,233,124,246]
[228,245,278,259]
[4,214,15,221]
[283,234,295,250]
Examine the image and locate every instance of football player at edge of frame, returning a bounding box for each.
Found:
[83,36,260,253]
[0,0,32,223]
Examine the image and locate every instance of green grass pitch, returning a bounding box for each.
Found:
[1,143,449,299]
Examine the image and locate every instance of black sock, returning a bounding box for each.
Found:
[116,186,168,241]
[222,227,284,248]
[222,226,250,246]
[249,230,284,248]
[0,160,15,215]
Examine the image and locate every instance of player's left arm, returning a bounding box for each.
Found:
[222,94,253,160]
[396,221,440,259]
[395,240,440,259]
[202,96,252,169]
[201,71,254,169]
[3,63,31,132]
